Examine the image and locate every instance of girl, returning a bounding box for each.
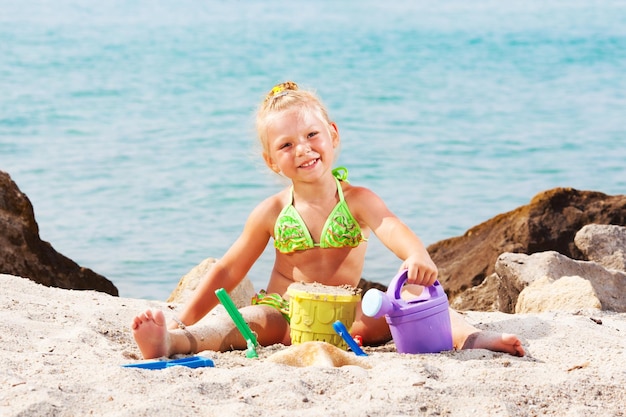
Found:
[131,82,525,358]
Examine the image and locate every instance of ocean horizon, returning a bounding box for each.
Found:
[2,0,625,300]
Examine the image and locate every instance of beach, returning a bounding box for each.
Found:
[3,0,625,300]
[3,2,626,415]
[2,273,624,417]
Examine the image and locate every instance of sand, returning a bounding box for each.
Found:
[1,273,625,417]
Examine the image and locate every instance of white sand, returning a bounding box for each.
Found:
[1,274,625,417]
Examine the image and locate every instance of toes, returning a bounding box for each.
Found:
[144,309,155,321]
[152,309,166,326]
[131,309,158,330]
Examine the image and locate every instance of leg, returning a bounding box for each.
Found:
[400,286,525,356]
[131,305,290,359]
[351,301,524,356]
[350,304,392,346]
[449,309,525,357]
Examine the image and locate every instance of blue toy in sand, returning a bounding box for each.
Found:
[333,321,367,356]
[122,356,214,370]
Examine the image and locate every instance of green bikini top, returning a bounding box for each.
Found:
[273,168,367,254]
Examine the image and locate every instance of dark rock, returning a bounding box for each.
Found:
[0,171,118,295]
[448,273,500,312]
[428,188,626,309]
[357,278,388,295]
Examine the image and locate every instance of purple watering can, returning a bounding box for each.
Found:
[362,270,453,354]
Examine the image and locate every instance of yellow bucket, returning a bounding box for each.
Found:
[287,282,361,350]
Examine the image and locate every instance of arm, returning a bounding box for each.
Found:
[352,187,438,287]
[172,200,273,328]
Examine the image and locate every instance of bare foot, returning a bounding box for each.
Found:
[462,331,525,357]
[131,309,171,359]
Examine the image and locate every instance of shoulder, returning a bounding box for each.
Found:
[341,182,394,221]
[247,188,291,228]
[341,182,383,205]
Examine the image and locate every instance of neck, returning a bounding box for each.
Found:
[292,175,338,205]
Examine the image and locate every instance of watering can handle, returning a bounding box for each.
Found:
[388,270,442,303]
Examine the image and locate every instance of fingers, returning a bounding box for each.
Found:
[405,264,438,287]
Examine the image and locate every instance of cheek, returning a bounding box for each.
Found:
[263,152,278,170]
[272,153,290,171]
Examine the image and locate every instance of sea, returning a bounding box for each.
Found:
[1,0,625,300]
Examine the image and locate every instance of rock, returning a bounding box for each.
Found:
[574,224,626,272]
[0,171,118,295]
[495,251,626,313]
[448,273,500,312]
[167,257,256,308]
[516,276,601,313]
[428,188,626,308]
[356,278,388,295]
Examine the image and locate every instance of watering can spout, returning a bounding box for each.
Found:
[362,288,396,318]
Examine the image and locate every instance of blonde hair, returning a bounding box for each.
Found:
[256,81,332,153]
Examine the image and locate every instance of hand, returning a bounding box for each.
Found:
[400,254,438,287]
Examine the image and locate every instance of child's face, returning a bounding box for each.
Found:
[263,108,339,181]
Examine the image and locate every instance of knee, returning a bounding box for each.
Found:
[245,305,290,346]
[350,317,391,347]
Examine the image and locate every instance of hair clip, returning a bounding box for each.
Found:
[270,85,285,95]
[266,85,289,102]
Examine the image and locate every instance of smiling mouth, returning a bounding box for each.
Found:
[299,158,319,168]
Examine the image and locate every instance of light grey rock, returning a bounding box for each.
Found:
[496,251,626,313]
[166,257,256,308]
[575,224,626,272]
[516,275,601,313]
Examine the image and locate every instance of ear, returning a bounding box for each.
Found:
[329,122,340,148]
[263,152,281,173]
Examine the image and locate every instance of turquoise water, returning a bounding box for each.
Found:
[2,0,625,300]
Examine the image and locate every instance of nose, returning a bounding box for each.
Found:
[295,139,311,156]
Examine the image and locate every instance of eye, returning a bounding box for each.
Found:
[278,142,292,150]
[307,131,319,139]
